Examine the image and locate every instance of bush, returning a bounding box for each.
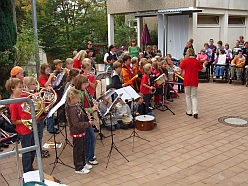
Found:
[95,52,105,64]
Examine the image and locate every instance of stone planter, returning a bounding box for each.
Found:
[97,64,105,72]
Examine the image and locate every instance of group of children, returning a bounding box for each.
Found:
[107,53,184,113]
[3,53,100,174]
[2,45,185,175]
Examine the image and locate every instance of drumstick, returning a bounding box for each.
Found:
[123,74,138,86]
[168,84,180,97]
[174,72,184,80]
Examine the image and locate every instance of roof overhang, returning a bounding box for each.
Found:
[131,7,203,18]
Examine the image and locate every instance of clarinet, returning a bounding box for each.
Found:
[78,101,94,121]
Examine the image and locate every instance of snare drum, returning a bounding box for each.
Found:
[135,115,155,131]
[122,117,132,125]
[154,74,166,85]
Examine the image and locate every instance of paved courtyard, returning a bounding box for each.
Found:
[1,79,248,186]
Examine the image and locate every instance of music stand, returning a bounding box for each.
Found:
[96,88,116,143]
[96,72,107,93]
[116,86,150,148]
[49,130,74,174]
[103,94,129,168]
[46,117,74,174]
[156,82,175,115]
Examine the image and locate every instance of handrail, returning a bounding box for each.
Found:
[0,98,44,183]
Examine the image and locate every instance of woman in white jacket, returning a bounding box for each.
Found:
[213,49,228,79]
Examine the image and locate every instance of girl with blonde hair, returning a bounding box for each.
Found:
[65,88,93,174]
[73,50,87,69]
[23,76,50,158]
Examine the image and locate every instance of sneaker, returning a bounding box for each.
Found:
[88,160,98,165]
[84,164,93,169]
[93,156,96,160]
[237,77,241,81]
[164,100,170,104]
[167,99,174,102]
[75,168,90,174]
[213,76,216,79]
[219,76,222,79]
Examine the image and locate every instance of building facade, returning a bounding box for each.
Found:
[107,0,248,59]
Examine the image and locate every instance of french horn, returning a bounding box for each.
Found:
[21,86,57,130]
[21,91,45,130]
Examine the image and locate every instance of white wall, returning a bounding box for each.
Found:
[227,27,246,46]
[196,0,248,11]
[194,28,220,53]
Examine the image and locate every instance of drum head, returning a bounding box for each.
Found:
[135,115,154,121]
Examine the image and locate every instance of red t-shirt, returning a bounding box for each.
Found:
[82,74,96,97]
[140,74,150,94]
[9,101,32,135]
[179,57,203,87]
[73,58,81,69]
[38,75,49,87]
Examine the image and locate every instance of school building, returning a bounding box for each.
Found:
[107,0,248,59]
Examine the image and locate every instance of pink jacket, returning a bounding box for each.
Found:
[196,53,209,62]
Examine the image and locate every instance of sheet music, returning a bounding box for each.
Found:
[103,93,123,117]
[115,86,140,102]
[47,85,71,118]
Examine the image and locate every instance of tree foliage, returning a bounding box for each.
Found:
[0,0,17,51]
[36,0,107,62]
[114,15,137,47]
[0,0,17,98]
[15,14,35,66]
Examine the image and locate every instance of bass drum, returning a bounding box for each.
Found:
[135,115,154,131]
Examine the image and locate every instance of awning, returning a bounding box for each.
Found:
[131,7,202,17]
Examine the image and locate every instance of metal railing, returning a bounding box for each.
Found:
[0,98,44,185]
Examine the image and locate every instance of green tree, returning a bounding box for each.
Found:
[36,0,108,62]
[15,15,35,66]
[114,15,137,47]
[0,0,17,98]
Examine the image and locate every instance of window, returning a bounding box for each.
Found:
[228,16,245,25]
[197,15,219,25]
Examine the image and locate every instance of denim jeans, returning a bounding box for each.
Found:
[106,123,121,131]
[214,66,225,77]
[85,125,96,162]
[19,132,36,173]
[46,115,56,132]
[37,118,45,153]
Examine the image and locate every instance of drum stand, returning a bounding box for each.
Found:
[106,112,129,168]
[120,99,149,151]
[156,82,175,115]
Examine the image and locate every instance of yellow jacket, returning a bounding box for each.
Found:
[231,56,246,67]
